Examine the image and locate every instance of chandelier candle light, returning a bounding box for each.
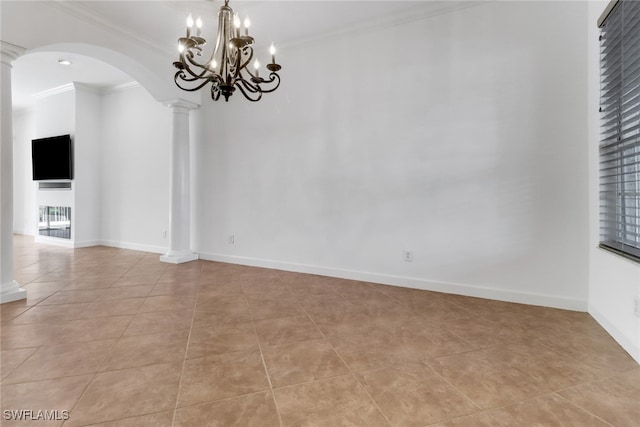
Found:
[173,0,282,102]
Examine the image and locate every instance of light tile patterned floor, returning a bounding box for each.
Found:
[1,234,639,426]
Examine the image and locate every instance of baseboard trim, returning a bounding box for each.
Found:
[98,240,166,254]
[0,281,27,304]
[33,236,101,249]
[34,235,75,248]
[12,227,35,236]
[160,253,199,264]
[198,252,588,312]
[74,240,101,248]
[30,236,166,255]
[588,305,640,364]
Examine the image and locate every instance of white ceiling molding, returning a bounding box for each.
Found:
[32,83,75,99]
[102,81,142,95]
[1,41,26,65]
[31,81,141,100]
[45,1,166,56]
[280,1,492,51]
[73,82,104,95]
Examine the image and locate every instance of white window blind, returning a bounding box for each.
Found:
[599,0,640,260]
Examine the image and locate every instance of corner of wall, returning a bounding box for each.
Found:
[587,0,640,365]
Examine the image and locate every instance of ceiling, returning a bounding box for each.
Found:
[10,1,478,110]
[12,52,135,110]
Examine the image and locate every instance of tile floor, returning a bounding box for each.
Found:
[1,234,639,426]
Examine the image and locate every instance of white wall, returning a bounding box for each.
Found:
[33,89,76,244]
[74,84,102,246]
[34,88,75,139]
[12,108,36,235]
[12,81,170,252]
[100,84,171,253]
[587,1,640,363]
[194,1,590,310]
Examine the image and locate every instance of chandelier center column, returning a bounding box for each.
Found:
[0,41,27,303]
[160,99,199,264]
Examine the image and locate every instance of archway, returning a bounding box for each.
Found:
[1,40,201,303]
[27,42,198,105]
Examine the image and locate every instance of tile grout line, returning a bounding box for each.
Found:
[551,392,616,427]
[417,314,515,417]
[420,390,616,427]
[62,284,140,426]
[534,338,622,383]
[0,347,39,384]
[298,297,394,426]
[244,276,285,427]
[60,254,161,426]
[8,239,640,426]
[298,282,506,424]
[3,251,147,393]
[421,357,484,413]
[170,263,203,427]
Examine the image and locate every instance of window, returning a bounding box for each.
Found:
[599,0,640,260]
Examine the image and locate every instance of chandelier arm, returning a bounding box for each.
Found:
[254,73,281,94]
[239,46,254,72]
[175,79,212,92]
[239,51,261,82]
[177,75,210,84]
[183,54,216,80]
[235,80,263,102]
[237,68,259,90]
[176,68,213,83]
[174,72,217,92]
[185,55,211,72]
[236,76,262,94]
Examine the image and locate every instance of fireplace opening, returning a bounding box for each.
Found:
[39,206,71,239]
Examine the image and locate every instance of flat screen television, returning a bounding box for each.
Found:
[31,134,73,180]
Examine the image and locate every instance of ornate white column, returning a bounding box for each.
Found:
[0,41,26,303]
[160,99,199,264]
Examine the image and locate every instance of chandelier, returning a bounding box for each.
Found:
[173,0,282,102]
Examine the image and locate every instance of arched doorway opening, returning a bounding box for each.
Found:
[2,41,200,302]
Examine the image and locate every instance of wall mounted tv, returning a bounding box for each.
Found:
[31,134,73,181]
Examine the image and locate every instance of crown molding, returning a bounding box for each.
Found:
[73,82,103,95]
[1,41,26,66]
[32,83,75,99]
[32,80,144,101]
[44,1,166,56]
[103,81,141,95]
[282,1,492,51]
[163,98,200,111]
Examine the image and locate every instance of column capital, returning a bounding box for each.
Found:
[164,98,200,112]
[1,41,26,66]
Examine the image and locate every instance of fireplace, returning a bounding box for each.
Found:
[39,206,71,239]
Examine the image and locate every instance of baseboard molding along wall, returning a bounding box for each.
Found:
[98,240,166,254]
[199,252,588,312]
[589,305,640,364]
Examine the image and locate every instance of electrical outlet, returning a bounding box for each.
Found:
[403,250,413,262]
[634,296,640,318]
[162,230,167,238]
[228,234,235,245]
